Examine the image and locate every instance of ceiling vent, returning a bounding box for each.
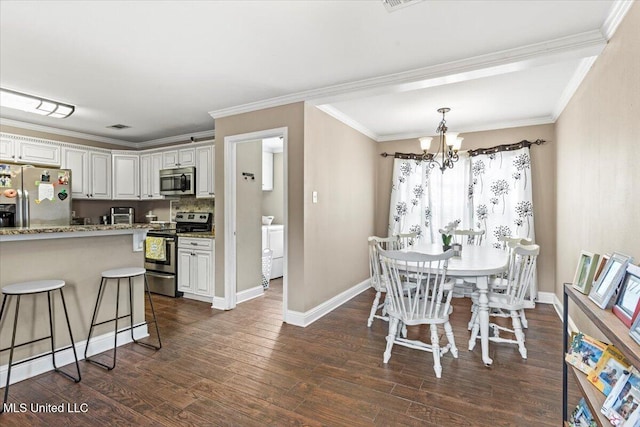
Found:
[381,0,424,13]
[106,124,131,130]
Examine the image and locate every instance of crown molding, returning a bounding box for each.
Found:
[0,117,215,148]
[314,104,378,141]
[602,0,634,40]
[134,129,215,148]
[209,30,607,120]
[551,56,598,121]
[0,117,138,147]
[376,116,555,143]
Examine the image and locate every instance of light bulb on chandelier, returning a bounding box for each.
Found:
[419,107,462,172]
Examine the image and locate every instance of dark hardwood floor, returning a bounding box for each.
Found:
[2,279,568,426]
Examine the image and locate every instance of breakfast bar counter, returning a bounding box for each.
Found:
[0,224,155,383]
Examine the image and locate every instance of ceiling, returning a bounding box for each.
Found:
[0,1,632,147]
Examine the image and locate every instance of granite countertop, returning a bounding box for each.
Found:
[0,223,159,236]
[177,231,215,239]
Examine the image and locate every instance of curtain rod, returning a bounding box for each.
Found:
[379,139,546,159]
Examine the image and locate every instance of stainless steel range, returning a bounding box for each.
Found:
[145,212,213,297]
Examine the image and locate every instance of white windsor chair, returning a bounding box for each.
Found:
[469,244,540,359]
[366,236,400,327]
[378,247,458,378]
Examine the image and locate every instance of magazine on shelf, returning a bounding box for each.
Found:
[569,397,597,427]
[566,332,607,375]
[602,367,640,426]
[587,345,631,396]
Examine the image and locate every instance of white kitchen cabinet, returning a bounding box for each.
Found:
[140,152,164,199]
[261,224,284,279]
[262,151,273,191]
[178,237,214,302]
[162,147,195,168]
[61,146,111,199]
[112,153,140,200]
[90,151,112,199]
[0,135,60,166]
[195,145,215,198]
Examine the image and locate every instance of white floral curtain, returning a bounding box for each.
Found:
[470,148,535,248]
[388,154,472,243]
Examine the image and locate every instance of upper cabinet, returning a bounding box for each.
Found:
[1,132,215,202]
[140,152,164,200]
[112,153,140,200]
[195,145,215,198]
[162,147,195,169]
[262,151,273,191]
[0,134,60,166]
[61,147,111,199]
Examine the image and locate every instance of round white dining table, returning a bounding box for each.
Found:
[405,242,509,366]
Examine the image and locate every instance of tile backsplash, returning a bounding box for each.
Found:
[170,197,214,221]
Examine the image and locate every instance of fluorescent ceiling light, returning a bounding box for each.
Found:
[0,88,75,118]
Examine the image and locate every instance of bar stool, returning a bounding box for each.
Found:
[84,267,161,370]
[0,280,81,412]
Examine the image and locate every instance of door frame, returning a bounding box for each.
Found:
[223,127,288,320]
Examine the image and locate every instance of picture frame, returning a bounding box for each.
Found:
[589,252,633,310]
[593,253,611,284]
[602,366,640,426]
[573,250,600,294]
[613,264,640,327]
[630,273,640,345]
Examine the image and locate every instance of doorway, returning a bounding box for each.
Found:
[223,127,288,321]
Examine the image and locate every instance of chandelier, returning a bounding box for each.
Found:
[419,107,462,172]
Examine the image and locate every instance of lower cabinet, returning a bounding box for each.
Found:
[177,237,214,302]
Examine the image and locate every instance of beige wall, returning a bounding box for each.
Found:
[375,124,556,294]
[262,152,284,224]
[213,102,377,313]
[213,102,306,310]
[556,3,640,332]
[236,140,263,292]
[303,106,377,308]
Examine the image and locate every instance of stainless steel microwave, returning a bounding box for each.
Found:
[160,167,196,196]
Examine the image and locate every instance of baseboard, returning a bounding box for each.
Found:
[552,291,578,333]
[236,285,264,304]
[182,292,214,304]
[0,323,148,388]
[286,278,371,327]
[211,296,229,310]
[536,291,556,305]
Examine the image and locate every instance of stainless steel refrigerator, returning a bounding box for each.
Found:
[0,164,72,227]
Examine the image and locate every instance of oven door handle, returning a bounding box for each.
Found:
[180,174,187,192]
[146,271,175,280]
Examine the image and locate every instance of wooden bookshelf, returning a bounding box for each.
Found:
[563,283,640,425]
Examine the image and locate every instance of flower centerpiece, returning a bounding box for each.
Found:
[439,219,461,251]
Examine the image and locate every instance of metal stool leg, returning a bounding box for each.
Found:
[57,288,81,382]
[129,274,162,350]
[85,277,121,370]
[2,295,21,413]
[144,274,162,349]
[84,277,106,361]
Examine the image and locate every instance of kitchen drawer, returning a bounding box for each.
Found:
[178,237,213,250]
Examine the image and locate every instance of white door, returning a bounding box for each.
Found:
[89,151,112,199]
[177,249,193,292]
[62,147,89,199]
[194,251,212,296]
[112,154,140,200]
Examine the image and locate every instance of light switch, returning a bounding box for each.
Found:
[312,191,318,204]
